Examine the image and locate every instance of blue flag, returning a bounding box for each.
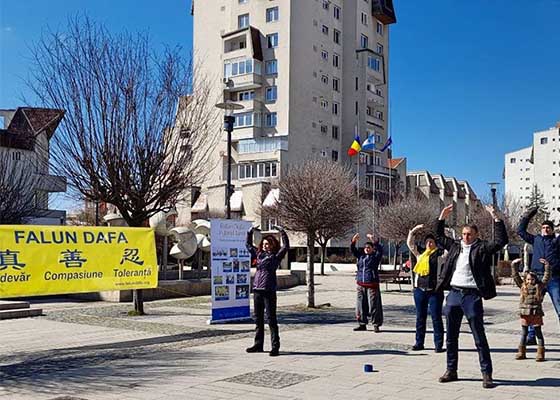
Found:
[380,137,392,152]
[361,135,376,151]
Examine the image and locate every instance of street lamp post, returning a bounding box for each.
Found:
[487,182,500,275]
[215,100,244,219]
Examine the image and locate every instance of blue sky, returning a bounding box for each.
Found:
[1,0,559,207]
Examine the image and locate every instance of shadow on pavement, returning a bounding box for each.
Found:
[494,377,560,387]
[279,349,416,357]
[0,344,218,396]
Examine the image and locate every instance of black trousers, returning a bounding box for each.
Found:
[444,288,492,374]
[253,289,280,350]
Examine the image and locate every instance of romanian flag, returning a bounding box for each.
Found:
[347,134,361,156]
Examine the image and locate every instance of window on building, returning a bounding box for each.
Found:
[333,5,341,19]
[266,112,277,127]
[333,29,341,44]
[333,77,340,92]
[224,59,259,78]
[322,0,329,10]
[322,25,329,35]
[361,12,368,25]
[265,86,277,102]
[238,91,255,101]
[332,102,339,115]
[238,14,250,29]
[321,74,329,84]
[265,59,278,74]
[333,53,340,68]
[320,125,328,134]
[239,0,248,3]
[366,106,372,116]
[374,110,384,120]
[510,158,516,163]
[266,6,279,22]
[321,50,329,60]
[360,34,369,49]
[376,43,383,54]
[267,33,278,48]
[376,21,384,35]
[233,112,255,128]
[541,137,548,144]
[332,125,339,139]
[320,98,329,109]
[332,150,339,162]
[367,55,380,71]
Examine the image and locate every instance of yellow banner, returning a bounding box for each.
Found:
[0,225,158,298]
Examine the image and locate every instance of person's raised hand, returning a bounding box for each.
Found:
[351,233,360,243]
[439,204,453,220]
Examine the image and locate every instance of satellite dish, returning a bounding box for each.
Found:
[170,227,198,258]
[200,237,211,252]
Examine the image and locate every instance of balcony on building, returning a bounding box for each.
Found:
[223,26,264,91]
[371,0,397,25]
[35,173,67,193]
[366,90,385,109]
[357,49,385,86]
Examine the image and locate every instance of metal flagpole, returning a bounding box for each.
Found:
[355,125,360,201]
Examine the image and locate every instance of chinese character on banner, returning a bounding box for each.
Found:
[120,248,144,266]
[59,250,87,268]
[0,250,26,271]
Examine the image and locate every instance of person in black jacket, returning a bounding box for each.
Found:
[517,207,560,345]
[407,224,445,352]
[245,225,289,357]
[350,233,383,332]
[436,204,508,389]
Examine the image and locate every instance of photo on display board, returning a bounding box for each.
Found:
[233,259,240,272]
[240,260,251,272]
[236,273,248,284]
[235,285,249,299]
[213,275,223,285]
[226,274,235,284]
[215,285,230,301]
[230,248,238,257]
[212,248,228,258]
[238,248,249,258]
[222,261,232,272]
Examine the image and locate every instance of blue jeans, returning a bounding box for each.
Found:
[444,288,492,374]
[528,276,560,339]
[413,288,444,349]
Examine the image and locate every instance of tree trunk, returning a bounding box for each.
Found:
[320,244,327,275]
[306,233,315,308]
[393,242,401,270]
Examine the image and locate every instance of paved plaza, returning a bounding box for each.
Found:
[1,272,559,400]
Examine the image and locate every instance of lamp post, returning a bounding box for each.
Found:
[487,182,500,275]
[215,99,244,219]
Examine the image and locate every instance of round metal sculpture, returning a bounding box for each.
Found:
[170,226,198,258]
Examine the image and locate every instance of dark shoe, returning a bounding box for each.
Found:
[434,347,446,353]
[526,336,537,346]
[438,370,458,383]
[353,325,367,331]
[412,344,424,351]
[269,348,280,357]
[246,345,263,353]
[373,325,380,333]
[482,373,495,389]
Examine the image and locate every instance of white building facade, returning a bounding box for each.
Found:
[188,0,396,226]
[504,123,560,223]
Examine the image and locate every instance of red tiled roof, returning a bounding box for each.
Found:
[388,158,404,169]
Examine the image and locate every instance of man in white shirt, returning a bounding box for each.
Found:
[435,204,508,389]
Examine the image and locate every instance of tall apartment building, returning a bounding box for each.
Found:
[188,0,396,226]
[504,123,560,223]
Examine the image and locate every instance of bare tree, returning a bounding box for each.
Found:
[264,160,362,308]
[0,149,44,224]
[376,194,439,267]
[27,17,220,314]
